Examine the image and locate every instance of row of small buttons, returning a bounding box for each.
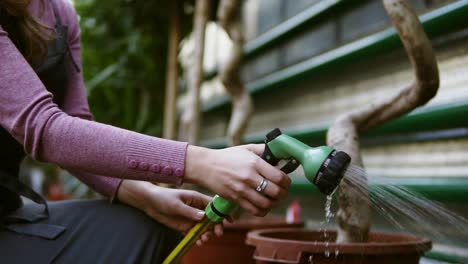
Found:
[128,159,183,177]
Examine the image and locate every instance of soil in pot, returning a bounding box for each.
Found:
[246,228,431,264]
[182,216,304,264]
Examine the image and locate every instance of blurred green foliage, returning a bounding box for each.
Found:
[75,0,174,135]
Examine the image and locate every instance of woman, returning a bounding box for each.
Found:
[0,0,290,263]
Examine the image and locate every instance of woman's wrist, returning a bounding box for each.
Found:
[184,145,214,187]
[117,180,153,211]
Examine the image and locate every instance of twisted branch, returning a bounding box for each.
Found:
[327,0,439,243]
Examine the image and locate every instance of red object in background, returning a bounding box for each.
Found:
[47,182,66,201]
[286,200,301,223]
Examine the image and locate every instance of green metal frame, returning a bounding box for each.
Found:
[200,101,468,148]
[202,0,468,112]
[244,0,346,57]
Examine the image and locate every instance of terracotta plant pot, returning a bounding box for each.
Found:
[246,228,431,264]
[182,217,304,264]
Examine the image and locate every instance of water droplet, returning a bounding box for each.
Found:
[324,250,330,258]
[322,194,335,241]
[308,255,314,263]
[335,249,339,257]
[324,194,335,222]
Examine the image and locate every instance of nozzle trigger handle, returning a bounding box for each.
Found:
[280,159,300,174]
[261,128,300,174]
[261,144,280,165]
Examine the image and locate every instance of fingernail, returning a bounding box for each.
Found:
[197,211,205,219]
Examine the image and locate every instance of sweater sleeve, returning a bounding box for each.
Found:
[58,0,123,201]
[0,24,188,189]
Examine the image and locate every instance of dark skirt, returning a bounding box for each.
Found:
[0,199,183,263]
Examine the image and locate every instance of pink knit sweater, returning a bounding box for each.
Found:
[0,0,188,201]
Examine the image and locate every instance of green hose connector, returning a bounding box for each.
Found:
[205,195,237,223]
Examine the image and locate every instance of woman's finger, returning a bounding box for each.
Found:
[160,215,195,233]
[201,232,212,242]
[255,158,291,189]
[247,172,287,201]
[261,179,288,200]
[243,177,274,209]
[174,201,206,222]
[182,190,213,208]
[237,197,265,216]
[214,224,223,237]
[245,144,265,156]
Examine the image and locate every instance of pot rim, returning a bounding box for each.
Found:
[246,228,432,254]
[225,218,304,230]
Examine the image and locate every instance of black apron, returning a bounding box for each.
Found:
[0,0,78,239]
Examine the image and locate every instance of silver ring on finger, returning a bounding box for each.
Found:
[256,177,268,193]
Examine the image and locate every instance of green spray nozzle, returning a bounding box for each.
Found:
[263,128,351,195]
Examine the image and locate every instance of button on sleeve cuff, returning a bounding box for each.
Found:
[125,136,188,186]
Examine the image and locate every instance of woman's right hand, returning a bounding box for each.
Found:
[117,179,224,244]
[185,144,291,216]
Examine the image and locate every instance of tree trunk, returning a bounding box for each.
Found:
[163,0,180,140]
[178,0,211,144]
[217,0,254,146]
[327,0,439,243]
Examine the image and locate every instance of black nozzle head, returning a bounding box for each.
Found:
[313,150,351,195]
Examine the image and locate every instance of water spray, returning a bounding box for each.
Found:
[162,128,353,263]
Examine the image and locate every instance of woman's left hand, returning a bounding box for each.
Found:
[117,180,223,245]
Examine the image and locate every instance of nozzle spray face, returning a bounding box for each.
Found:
[313,150,351,195]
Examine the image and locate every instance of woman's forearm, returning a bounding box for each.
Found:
[0,27,189,186]
[66,169,123,201]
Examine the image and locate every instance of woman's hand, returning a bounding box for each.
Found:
[185,144,291,217]
[117,180,223,243]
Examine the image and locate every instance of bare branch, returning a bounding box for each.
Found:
[179,0,211,144]
[163,0,180,140]
[217,0,254,146]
